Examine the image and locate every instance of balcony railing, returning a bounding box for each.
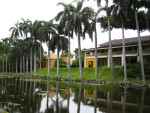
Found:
[143,50,150,53]
[125,50,137,54]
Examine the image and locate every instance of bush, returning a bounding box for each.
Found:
[59,64,67,68]
[71,60,79,67]
[144,63,150,78]
[121,62,150,79]
[126,63,141,78]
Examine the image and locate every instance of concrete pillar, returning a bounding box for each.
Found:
[84,52,86,67]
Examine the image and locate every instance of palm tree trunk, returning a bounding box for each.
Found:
[30,46,32,74]
[23,55,25,73]
[77,28,82,78]
[67,82,70,113]
[77,82,82,113]
[134,8,145,82]
[6,56,7,72]
[47,41,50,76]
[26,56,28,74]
[108,16,114,80]
[16,58,18,73]
[123,87,127,113]
[94,85,98,113]
[121,19,127,81]
[95,25,98,79]
[57,48,59,76]
[3,56,4,73]
[68,36,71,77]
[40,44,42,75]
[34,46,36,75]
[20,56,22,73]
[9,63,10,72]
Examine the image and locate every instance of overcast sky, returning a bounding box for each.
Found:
[0,0,149,53]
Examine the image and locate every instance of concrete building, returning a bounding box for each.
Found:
[84,35,150,67]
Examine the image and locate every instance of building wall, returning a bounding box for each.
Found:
[86,58,95,67]
[43,59,56,68]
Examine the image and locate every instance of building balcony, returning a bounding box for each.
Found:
[125,50,137,54]
[86,50,150,57]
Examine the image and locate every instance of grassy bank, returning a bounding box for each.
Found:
[35,67,147,83]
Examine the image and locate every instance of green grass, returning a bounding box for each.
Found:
[34,67,150,83]
[35,67,123,81]
[1,67,150,83]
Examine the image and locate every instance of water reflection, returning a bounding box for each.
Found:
[0,77,150,113]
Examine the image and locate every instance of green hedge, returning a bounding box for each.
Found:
[122,63,150,78]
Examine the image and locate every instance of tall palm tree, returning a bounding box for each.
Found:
[0,41,5,73]
[88,9,101,79]
[2,38,10,73]
[19,18,32,74]
[9,21,22,73]
[38,20,56,76]
[29,20,42,75]
[68,1,94,78]
[56,2,74,78]
[50,25,68,76]
[112,0,128,81]
[127,0,147,82]
[95,0,114,80]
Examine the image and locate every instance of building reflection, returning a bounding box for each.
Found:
[83,86,150,113]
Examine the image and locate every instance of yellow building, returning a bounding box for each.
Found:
[43,52,57,68]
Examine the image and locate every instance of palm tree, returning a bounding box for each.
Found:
[68,1,94,78]
[19,18,32,74]
[2,38,10,73]
[9,21,22,73]
[50,25,68,76]
[112,0,128,81]
[127,0,146,82]
[38,20,55,76]
[95,0,114,80]
[29,20,42,75]
[56,2,74,78]
[88,9,101,79]
[0,41,5,73]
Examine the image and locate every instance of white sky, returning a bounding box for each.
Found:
[0,0,149,54]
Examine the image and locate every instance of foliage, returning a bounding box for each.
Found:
[144,63,150,78]
[72,48,85,67]
[121,63,150,78]
[98,11,150,32]
[58,57,67,68]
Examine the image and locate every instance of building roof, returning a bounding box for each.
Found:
[99,35,150,48]
[45,52,57,60]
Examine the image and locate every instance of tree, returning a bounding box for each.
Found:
[112,0,128,81]
[50,25,68,76]
[95,0,114,80]
[128,0,148,82]
[2,38,10,73]
[56,2,74,78]
[0,41,4,72]
[39,20,56,76]
[88,9,101,79]
[68,1,94,78]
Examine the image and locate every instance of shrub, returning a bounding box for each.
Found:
[59,64,67,68]
[121,62,150,79]
[144,63,150,78]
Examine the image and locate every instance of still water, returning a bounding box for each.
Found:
[0,77,150,113]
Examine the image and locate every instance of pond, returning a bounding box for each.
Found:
[0,77,150,113]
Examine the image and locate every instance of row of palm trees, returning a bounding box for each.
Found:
[0,0,150,82]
